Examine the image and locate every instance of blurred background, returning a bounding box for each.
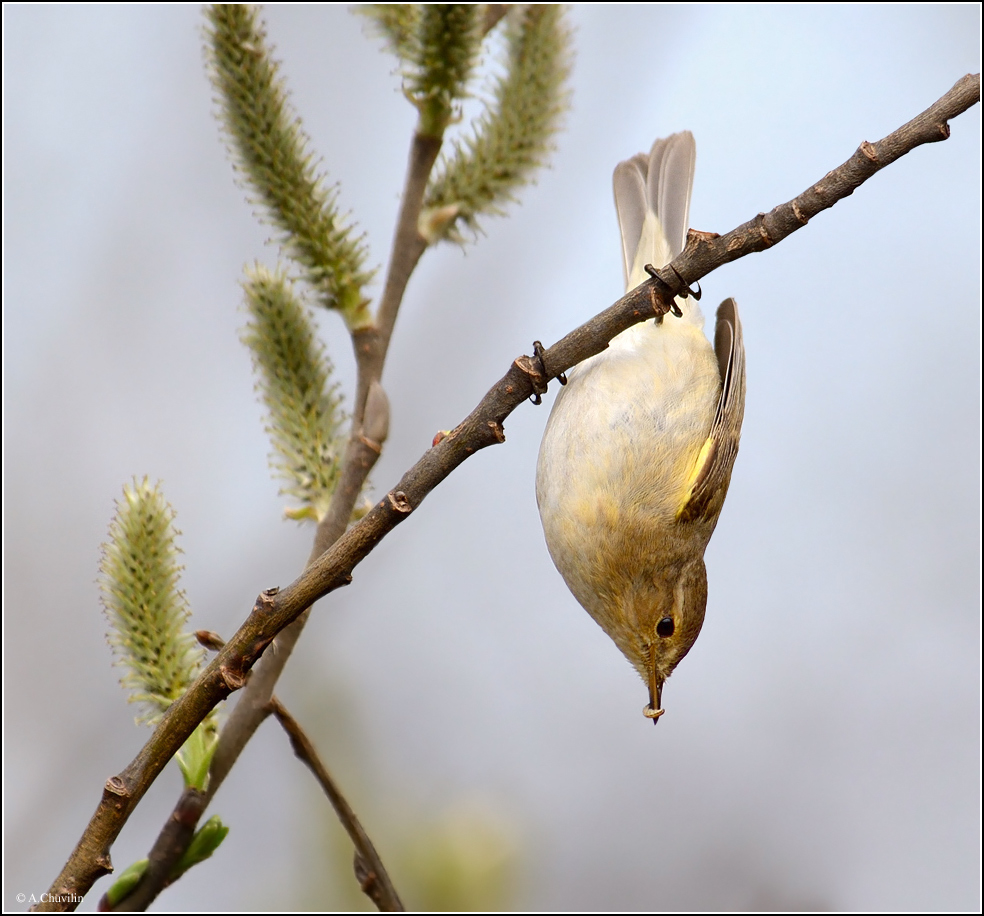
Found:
[4,5,980,911]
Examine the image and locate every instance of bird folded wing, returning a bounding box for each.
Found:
[677,297,746,523]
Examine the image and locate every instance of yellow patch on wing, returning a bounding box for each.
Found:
[675,435,716,519]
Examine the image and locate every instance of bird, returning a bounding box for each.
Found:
[535,131,746,723]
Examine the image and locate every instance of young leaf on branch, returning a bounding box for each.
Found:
[100,815,229,910]
[206,3,373,329]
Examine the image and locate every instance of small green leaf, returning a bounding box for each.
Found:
[103,859,149,908]
[175,722,219,792]
[173,816,230,880]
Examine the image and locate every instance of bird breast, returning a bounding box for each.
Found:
[535,317,720,624]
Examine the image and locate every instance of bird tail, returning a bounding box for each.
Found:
[612,131,696,292]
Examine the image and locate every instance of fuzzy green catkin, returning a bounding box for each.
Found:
[363,5,482,137]
[360,4,421,67]
[410,5,483,137]
[422,5,572,243]
[205,4,373,328]
[242,265,345,521]
[100,478,204,724]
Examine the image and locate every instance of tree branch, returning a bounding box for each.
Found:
[640,73,982,307]
[37,72,979,911]
[268,698,404,912]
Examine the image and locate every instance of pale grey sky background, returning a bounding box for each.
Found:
[4,5,980,912]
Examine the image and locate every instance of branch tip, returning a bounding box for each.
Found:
[195,631,226,652]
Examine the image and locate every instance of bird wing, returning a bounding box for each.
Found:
[677,297,746,524]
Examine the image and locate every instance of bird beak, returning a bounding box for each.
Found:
[644,670,665,724]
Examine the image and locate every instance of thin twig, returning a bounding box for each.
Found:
[100,788,206,912]
[641,73,982,309]
[367,130,443,403]
[36,72,979,912]
[268,698,405,912]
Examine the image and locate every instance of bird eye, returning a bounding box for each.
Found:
[656,616,675,638]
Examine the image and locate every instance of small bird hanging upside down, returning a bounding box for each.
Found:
[536,132,746,723]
